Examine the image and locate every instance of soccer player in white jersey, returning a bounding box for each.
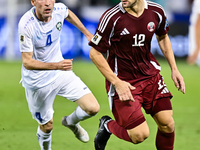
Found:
[187,0,200,66]
[18,0,100,149]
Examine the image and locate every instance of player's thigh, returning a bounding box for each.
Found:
[112,95,149,143]
[58,71,91,101]
[153,110,174,133]
[112,96,145,129]
[75,93,100,115]
[57,72,99,115]
[25,87,56,125]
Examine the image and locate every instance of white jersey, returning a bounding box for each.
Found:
[189,0,200,66]
[18,3,69,90]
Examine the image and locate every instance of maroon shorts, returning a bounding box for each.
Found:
[112,74,173,130]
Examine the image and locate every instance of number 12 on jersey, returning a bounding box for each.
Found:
[132,34,145,47]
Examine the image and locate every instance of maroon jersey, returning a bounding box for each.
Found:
[89,1,170,93]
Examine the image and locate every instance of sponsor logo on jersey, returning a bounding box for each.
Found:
[19,34,26,44]
[91,32,102,45]
[56,22,62,31]
[120,28,130,35]
[147,22,155,32]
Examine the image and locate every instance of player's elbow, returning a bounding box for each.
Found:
[22,60,33,70]
[89,47,100,62]
[89,48,95,61]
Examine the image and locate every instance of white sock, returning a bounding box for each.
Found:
[66,106,91,125]
[37,126,52,150]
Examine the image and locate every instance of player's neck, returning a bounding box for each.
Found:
[125,0,145,18]
[34,8,52,23]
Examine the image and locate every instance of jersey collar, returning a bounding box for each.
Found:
[32,7,40,21]
[119,2,126,13]
[32,7,53,23]
[144,0,148,9]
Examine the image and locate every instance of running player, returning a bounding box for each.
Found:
[187,0,200,66]
[18,0,99,150]
[89,0,185,150]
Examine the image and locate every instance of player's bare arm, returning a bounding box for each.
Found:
[21,52,73,71]
[90,47,135,102]
[65,9,93,41]
[187,14,200,65]
[156,34,185,94]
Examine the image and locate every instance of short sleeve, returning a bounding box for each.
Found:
[154,8,170,36]
[54,3,69,19]
[89,11,114,53]
[18,19,33,52]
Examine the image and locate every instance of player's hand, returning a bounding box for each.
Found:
[114,80,136,102]
[171,69,185,94]
[57,59,73,71]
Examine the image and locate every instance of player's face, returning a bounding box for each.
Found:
[121,0,138,8]
[31,0,55,22]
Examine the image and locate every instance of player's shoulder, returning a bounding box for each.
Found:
[18,7,36,31]
[146,0,166,15]
[103,3,124,17]
[100,2,124,22]
[53,3,68,14]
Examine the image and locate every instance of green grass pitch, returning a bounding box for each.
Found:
[0,58,200,150]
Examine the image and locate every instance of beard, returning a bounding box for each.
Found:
[122,0,138,8]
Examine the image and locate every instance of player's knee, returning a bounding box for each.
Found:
[129,131,149,144]
[159,118,175,133]
[86,103,100,116]
[40,120,53,133]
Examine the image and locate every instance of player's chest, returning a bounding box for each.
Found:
[113,14,159,41]
[33,20,63,48]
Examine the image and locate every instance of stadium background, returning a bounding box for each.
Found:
[0,0,192,60]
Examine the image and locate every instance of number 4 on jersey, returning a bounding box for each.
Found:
[46,34,52,46]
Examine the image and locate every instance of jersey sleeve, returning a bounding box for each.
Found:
[54,3,69,19]
[18,18,33,53]
[154,8,170,36]
[89,11,114,53]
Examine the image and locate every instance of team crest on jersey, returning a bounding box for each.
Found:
[19,34,26,44]
[56,22,62,31]
[147,22,155,32]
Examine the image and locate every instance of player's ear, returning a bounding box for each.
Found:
[31,0,36,6]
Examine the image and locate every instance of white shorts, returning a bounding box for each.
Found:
[25,71,91,125]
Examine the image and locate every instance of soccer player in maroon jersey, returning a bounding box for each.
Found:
[89,0,185,150]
